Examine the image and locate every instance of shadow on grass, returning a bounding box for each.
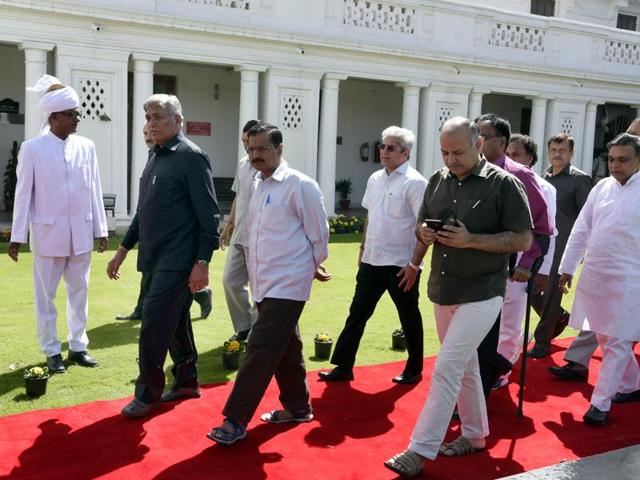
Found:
[86,320,141,350]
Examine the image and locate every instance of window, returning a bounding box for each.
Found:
[617,13,638,32]
[531,0,555,17]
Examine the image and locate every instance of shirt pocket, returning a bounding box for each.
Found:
[385,193,406,219]
[33,214,54,225]
[151,176,182,208]
[261,205,290,234]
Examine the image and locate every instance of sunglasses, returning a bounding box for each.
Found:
[59,111,82,120]
[378,144,406,153]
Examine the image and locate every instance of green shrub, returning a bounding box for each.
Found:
[329,215,365,234]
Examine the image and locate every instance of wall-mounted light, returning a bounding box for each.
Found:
[213,84,220,100]
[359,142,369,161]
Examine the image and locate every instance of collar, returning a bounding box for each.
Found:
[445,156,489,180]
[258,160,288,182]
[546,163,572,177]
[153,133,182,154]
[385,160,410,176]
[620,170,640,187]
[492,153,507,169]
[47,131,71,145]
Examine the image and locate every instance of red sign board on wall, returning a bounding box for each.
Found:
[186,121,211,136]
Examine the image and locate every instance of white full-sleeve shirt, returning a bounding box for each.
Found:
[247,161,329,303]
[536,173,557,276]
[559,172,640,341]
[10,132,108,257]
[361,161,428,268]
[230,156,256,247]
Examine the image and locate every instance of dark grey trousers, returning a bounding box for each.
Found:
[223,298,309,424]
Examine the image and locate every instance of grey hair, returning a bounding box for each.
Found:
[381,126,416,151]
[441,116,480,146]
[607,132,640,157]
[144,94,184,127]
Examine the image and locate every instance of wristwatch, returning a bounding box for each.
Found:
[196,259,209,267]
[408,262,419,272]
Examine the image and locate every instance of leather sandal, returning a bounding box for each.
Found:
[206,418,247,445]
[260,409,314,424]
[384,450,424,477]
[439,436,485,457]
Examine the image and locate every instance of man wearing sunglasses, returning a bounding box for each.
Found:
[319,126,427,385]
[9,75,108,374]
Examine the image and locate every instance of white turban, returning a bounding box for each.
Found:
[27,74,80,134]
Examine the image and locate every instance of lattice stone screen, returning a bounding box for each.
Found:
[437,103,456,129]
[185,0,251,9]
[79,79,107,120]
[560,114,577,135]
[343,0,415,34]
[281,94,304,131]
[488,22,546,52]
[604,40,640,66]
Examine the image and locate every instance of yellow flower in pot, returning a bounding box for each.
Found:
[314,333,333,360]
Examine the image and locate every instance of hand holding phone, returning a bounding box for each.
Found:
[424,219,444,231]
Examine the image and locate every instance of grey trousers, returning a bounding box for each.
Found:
[223,243,257,333]
[564,330,598,368]
[222,298,310,424]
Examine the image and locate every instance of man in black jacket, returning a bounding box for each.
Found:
[107,94,220,417]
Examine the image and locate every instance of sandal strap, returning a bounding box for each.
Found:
[439,436,478,456]
[386,450,423,476]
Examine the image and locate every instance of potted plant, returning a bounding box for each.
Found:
[3,141,18,211]
[314,333,333,360]
[335,178,353,211]
[392,329,406,351]
[24,366,50,397]
[222,337,247,370]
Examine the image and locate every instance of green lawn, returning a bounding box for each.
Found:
[0,235,577,416]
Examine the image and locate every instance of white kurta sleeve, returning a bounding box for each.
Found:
[10,143,34,244]
[298,179,329,267]
[89,144,109,238]
[558,185,596,276]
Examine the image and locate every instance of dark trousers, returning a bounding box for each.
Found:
[532,263,570,346]
[223,298,309,424]
[477,313,508,399]
[331,263,424,375]
[132,271,153,317]
[135,270,198,404]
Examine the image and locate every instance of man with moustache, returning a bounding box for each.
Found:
[8,75,108,373]
[107,94,220,417]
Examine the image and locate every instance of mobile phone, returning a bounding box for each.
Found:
[424,219,444,231]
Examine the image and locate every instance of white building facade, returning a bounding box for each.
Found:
[1,0,639,224]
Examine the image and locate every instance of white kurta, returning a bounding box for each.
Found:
[559,172,640,341]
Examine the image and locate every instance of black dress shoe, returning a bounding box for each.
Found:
[160,387,201,403]
[68,350,99,367]
[527,344,551,359]
[46,354,66,374]
[121,398,156,418]
[236,329,250,342]
[548,361,588,382]
[612,389,640,404]
[392,372,422,384]
[583,405,608,425]
[115,311,142,321]
[318,367,354,382]
[194,288,213,319]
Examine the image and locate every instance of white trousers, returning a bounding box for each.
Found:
[222,243,257,333]
[497,279,528,365]
[409,296,503,460]
[591,333,640,412]
[33,252,91,356]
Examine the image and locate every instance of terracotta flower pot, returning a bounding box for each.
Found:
[314,341,333,360]
[25,377,48,397]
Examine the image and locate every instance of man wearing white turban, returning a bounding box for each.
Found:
[8,75,109,374]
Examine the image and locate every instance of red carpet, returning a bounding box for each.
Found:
[1,338,639,480]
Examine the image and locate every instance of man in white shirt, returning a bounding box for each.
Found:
[218,119,260,340]
[559,132,640,426]
[496,134,557,385]
[8,75,108,373]
[208,123,330,445]
[319,126,428,385]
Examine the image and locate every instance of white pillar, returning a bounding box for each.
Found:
[234,65,266,160]
[131,54,159,214]
[468,89,487,121]
[528,96,549,174]
[19,43,54,140]
[581,101,599,176]
[397,83,421,166]
[318,73,347,217]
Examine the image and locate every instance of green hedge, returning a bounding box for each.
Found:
[329,215,365,234]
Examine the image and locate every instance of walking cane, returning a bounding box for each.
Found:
[517,273,536,418]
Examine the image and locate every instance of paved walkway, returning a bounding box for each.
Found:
[500,444,640,480]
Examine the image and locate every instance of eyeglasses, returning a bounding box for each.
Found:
[246,145,275,154]
[378,144,406,153]
[478,133,500,140]
[59,111,82,120]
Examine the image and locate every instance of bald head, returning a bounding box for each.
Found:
[441,116,480,146]
[627,118,640,136]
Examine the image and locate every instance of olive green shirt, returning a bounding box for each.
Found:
[419,157,533,305]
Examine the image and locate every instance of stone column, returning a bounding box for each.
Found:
[234,65,267,160]
[528,96,549,174]
[397,83,421,166]
[317,73,347,216]
[468,89,487,122]
[130,54,159,214]
[19,42,54,140]
[581,101,600,176]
